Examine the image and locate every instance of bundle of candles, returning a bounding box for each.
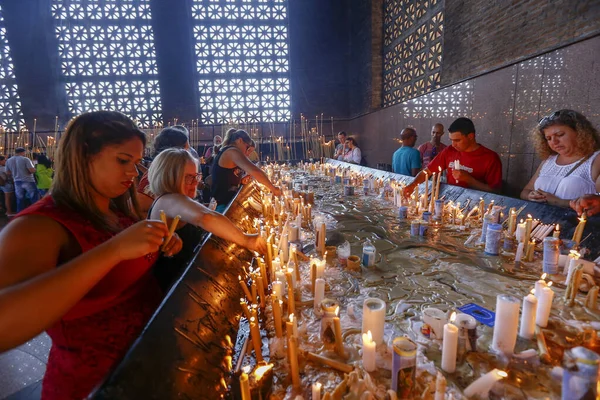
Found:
[230,161,599,400]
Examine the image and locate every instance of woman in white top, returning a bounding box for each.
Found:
[521,109,600,208]
[343,137,362,164]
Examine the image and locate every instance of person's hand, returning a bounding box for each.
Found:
[536,190,563,205]
[402,183,415,199]
[241,175,253,185]
[162,232,183,257]
[245,235,268,254]
[527,189,547,203]
[271,185,282,197]
[451,169,473,184]
[570,194,600,216]
[108,220,168,261]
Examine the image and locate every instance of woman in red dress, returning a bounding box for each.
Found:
[0,111,182,399]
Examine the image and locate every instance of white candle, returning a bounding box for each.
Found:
[312,382,322,400]
[534,273,547,297]
[463,369,508,398]
[536,285,555,328]
[515,242,524,263]
[289,313,298,337]
[288,223,299,242]
[272,280,283,301]
[315,259,326,279]
[441,312,458,373]
[454,159,461,171]
[362,330,377,372]
[515,220,526,242]
[519,292,537,339]
[314,278,325,311]
[281,233,289,263]
[565,250,580,275]
[491,294,520,356]
[362,298,386,345]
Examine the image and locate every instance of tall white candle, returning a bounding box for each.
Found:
[362,330,377,372]
[536,285,555,328]
[362,298,386,345]
[515,220,526,242]
[281,233,289,263]
[441,312,458,373]
[564,250,580,275]
[519,292,538,339]
[315,259,326,279]
[463,369,508,398]
[314,278,325,311]
[491,295,520,356]
[312,382,322,400]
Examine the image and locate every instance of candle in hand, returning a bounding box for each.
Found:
[572,213,587,245]
[441,312,458,373]
[362,330,377,372]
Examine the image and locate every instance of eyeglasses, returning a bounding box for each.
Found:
[184,173,202,185]
[538,110,578,125]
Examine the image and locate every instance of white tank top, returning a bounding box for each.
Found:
[534,150,600,199]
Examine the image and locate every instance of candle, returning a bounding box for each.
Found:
[272,297,283,337]
[256,274,266,308]
[249,316,263,362]
[333,310,345,357]
[491,294,520,356]
[272,280,283,301]
[508,208,517,237]
[553,224,560,238]
[463,369,508,398]
[564,250,580,275]
[524,214,533,244]
[525,239,535,262]
[434,371,446,400]
[288,335,301,387]
[515,242,525,263]
[519,291,538,339]
[312,382,322,400]
[536,285,555,328]
[288,313,299,338]
[362,298,386,345]
[314,278,325,311]
[362,330,376,372]
[534,273,548,297]
[572,214,587,245]
[454,159,461,172]
[424,171,429,205]
[441,312,458,373]
[240,369,251,400]
[240,298,252,321]
[515,219,525,242]
[250,280,257,305]
[478,198,485,220]
[434,166,442,200]
[239,275,253,300]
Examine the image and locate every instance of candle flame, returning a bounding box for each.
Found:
[497,370,508,378]
[238,275,242,280]
[335,306,339,316]
[555,224,560,230]
[548,281,553,287]
[527,214,532,219]
[450,311,457,323]
[367,330,373,342]
[250,317,255,323]
[289,313,294,322]
[541,273,547,280]
[254,363,273,380]
[242,365,251,374]
[530,289,535,295]
[314,382,322,390]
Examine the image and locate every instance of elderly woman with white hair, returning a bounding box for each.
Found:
[147,148,267,289]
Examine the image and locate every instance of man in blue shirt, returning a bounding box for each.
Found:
[392,128,421,176]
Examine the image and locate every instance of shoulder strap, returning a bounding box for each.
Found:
[564,154,593,179]
[147,193,168,218]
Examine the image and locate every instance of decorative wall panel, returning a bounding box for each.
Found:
[0,6,24,132]
[192,0,291,124]
[383,0,443,107]
[52,0,161,127]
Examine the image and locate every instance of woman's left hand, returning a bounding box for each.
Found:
[163,233,183,257]
[537,190,568,207]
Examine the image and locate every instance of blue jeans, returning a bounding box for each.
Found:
[14,181,39,212]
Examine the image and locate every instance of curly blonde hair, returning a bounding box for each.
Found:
[532,109,600,160]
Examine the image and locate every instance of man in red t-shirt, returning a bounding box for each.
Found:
[403,117,502,196]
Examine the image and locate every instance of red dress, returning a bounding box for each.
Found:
[18,196,162,400]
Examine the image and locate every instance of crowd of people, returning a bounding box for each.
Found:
[0,109,598,400]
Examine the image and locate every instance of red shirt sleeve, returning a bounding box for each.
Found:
[485,152,503,190]
[426,146,449,175]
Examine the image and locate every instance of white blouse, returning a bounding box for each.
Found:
[343,147,361,164]
[534,150,600,200]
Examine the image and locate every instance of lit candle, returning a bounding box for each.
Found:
[519,290,537,339]
[463,369,508,398]
[478,197,485,220]
[249,316,263,362]
[362,330,376,372]
[441,312,458,373]
[534,273,548,297]
[312,382,322,400]
[435,166,442,200]
[239,275,253,300]
[515,219,525,242]
[525,239,535,262]
[288,313,298,338]
[491,295,520,356]
[553,224,560,238]
[256,274,266,308]
[424,170,429,205]
[536,284,554,328]
[508,208,517,237]
[564,250,580,275]
[572,214,587,245]
[362,298,386,345]
[333,307,345,357]
[524,214,533,244]
[272,298,283,338]
[240,368,251,400]
[240,298,252,321]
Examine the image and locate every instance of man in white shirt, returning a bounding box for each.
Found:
[6,148,39,212]
[334,131,348,160]
[0,155,15,216]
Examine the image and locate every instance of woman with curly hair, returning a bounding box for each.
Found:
[521,109,600,207]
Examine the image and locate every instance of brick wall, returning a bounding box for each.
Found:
[442,0,600,86]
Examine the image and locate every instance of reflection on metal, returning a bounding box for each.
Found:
[383,0,443,106]
[93,183,263,399]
